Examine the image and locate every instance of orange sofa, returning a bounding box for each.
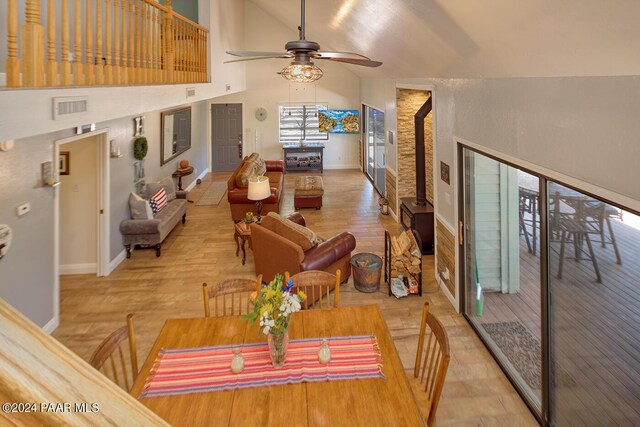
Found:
[227,153,284,222]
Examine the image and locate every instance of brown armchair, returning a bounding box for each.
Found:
[251,213,356,283]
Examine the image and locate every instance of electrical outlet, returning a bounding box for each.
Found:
[16,202,30,216]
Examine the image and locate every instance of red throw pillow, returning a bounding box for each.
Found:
[149,188,168,215]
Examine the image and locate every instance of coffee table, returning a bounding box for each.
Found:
[234,222,252,265]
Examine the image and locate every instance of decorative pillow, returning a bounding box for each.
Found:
[129,192,153,220]
[255,158,267,176]
[149,188,168,215]
[146,177,176,202]
[261,212,319,251]
[158,176,177,201]
[235,159,258,188]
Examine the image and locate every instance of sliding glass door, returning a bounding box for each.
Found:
[460,145,640,426]
[362,105,385,195]
[461,148,542,413]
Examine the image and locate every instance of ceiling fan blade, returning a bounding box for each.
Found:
[224,55,292,64]
[313,51,383,67]
[313,51,372,60]
[226,51,290,57]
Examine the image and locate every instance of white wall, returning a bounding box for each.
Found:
[59,135,98,271]
[210,1,361,169]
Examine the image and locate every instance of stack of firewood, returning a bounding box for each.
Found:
[390,230,421,278]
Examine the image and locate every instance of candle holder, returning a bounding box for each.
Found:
[230,334,245,374]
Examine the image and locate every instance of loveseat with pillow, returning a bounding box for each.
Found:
[251,212,357,283]
[120,177,187,258]
[227,152,284,222]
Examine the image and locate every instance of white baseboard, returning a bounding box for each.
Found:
[437,276,459,313]
[389,208,398,222]
[186,168,210,192]
[59,263,97,275]
[42,317,59,334]
[323,164,360,170]
[108,249,127,275]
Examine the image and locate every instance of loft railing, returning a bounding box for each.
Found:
[5,0,208,88]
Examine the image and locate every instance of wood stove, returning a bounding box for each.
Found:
[400,197,434,254]
[400,96,434,254]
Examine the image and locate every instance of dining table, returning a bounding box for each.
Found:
[130,305,424,426]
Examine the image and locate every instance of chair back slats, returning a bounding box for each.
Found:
[288,270,341,310]
[413,302,450,426]
[89,313,138,392]
[202,275,262,317]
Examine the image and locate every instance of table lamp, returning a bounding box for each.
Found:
[247,176,271,222]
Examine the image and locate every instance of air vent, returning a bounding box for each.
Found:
[186,87,196,98]
[52,96,88,120]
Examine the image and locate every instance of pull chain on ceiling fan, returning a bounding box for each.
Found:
[225,0,382,83]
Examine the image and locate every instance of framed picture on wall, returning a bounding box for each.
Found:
[59,151,70,175]
[440,161,450,185]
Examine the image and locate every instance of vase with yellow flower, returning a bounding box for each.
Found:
[243,274,306,368]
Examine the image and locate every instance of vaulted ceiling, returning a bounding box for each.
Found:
[248,0,640,79]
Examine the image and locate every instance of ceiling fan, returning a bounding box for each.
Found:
[225,0,382,82]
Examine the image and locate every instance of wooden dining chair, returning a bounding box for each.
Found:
[413,302,450,426]
[202,275,262,317]
[286,270,341,309]
[89,313,138,392]
[550,192,601,283]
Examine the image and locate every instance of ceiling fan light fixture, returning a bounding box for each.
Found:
[279,62,323,83]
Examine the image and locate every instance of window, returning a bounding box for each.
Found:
[279,104,328,142]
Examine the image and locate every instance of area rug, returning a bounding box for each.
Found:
[481,321,575,390]
[195,181,227,206]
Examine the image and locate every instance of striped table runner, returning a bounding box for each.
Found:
[140,335,384,398]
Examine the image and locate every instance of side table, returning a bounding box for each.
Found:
[172,166,194,191]
[234,222,252,265]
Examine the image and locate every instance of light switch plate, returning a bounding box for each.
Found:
[16,202,30,216]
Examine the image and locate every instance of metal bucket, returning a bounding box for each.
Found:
[350,253,382,293]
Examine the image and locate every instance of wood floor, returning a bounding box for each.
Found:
[53,169,537,427]
[481,207,640,426]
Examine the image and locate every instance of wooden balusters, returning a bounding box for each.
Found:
[142,1,148,84]
[164,1,174,83]
[60,0,71,85]
[146,3,152,84]
[113,0,120,84]
[152,7,158,84]
[4,0,208,88]
[134,0,141,83]
[120,0,127,84]
[23,0,45,87]
[73,0,83,85]
[128,0,135,84]
[95,0,103,84]
[85,0,95,85]
[46,0,57,86]
[6,0,19,87]
[105,0,112,84]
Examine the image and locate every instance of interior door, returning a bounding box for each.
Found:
[211,103,243,172]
